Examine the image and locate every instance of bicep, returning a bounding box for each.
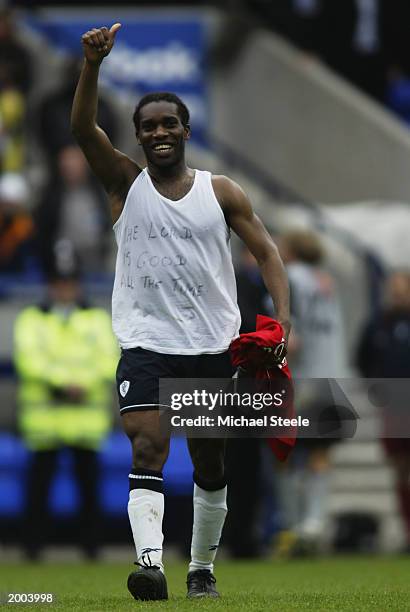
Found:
[229,200,276,262]
[214,175,278,261]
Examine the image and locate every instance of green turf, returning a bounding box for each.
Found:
[1,557,410,611]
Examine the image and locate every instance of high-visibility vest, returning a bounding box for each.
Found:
[14,304,119,451]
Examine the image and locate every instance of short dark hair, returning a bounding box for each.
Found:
[133,92,190,132]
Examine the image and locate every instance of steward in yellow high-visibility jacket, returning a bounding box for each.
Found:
[14,269,119,559]
[14,298,119,451]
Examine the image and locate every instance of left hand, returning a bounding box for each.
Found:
[278,319,291,343]
[262,339,287,366]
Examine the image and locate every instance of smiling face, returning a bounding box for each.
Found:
[136,101,190,169]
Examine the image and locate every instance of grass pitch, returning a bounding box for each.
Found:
[1,557,410,611]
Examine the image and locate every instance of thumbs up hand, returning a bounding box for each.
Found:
[81,23,122,65]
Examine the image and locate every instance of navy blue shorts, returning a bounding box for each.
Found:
[116,347,234,414]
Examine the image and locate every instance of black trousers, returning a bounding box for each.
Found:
[224,438,262,557]
[24,447,99,558]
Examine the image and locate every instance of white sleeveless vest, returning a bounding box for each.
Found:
[112,168,241,354]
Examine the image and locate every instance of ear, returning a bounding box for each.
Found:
[184,124,191,141]
[136,131,142,146]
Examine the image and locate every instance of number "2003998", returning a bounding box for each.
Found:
[7,593,53,603]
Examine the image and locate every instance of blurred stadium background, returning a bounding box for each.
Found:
[2,0,410,581]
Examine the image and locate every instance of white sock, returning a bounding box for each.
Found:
[189,484,228,573]
[276,467,304,531]
[298,470,329,537]
[128,488,164,572]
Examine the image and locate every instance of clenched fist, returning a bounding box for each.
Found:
[81,23,122,65]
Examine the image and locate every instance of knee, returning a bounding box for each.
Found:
[131,434,169,472]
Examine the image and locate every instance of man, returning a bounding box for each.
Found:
[71,23,290,601]
[225,245,273,558]
[357,270,410,553]
[275,230,347,556]
[0,173,33,274]
[14,259,118,559]
[35,145,112,277]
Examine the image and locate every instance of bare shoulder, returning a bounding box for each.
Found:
[212,174,246,203]
[211,174,251,216]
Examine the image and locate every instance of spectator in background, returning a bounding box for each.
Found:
[357,270,410,553]
[0,63,26,173]
[37,57,117,166]
[35,145,112,277]
[225,245,273,558]
[274,229,347,556]
[235,244,273,332]
[0,8,32,95]
[0,172,33,274]
[13,252,119,560]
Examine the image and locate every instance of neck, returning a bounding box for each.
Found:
[147,159,190,183]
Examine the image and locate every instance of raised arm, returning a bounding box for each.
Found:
[213,175,291,340]
[71,24,140,220]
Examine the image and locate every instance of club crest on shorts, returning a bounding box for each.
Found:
[120,380,130,397]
